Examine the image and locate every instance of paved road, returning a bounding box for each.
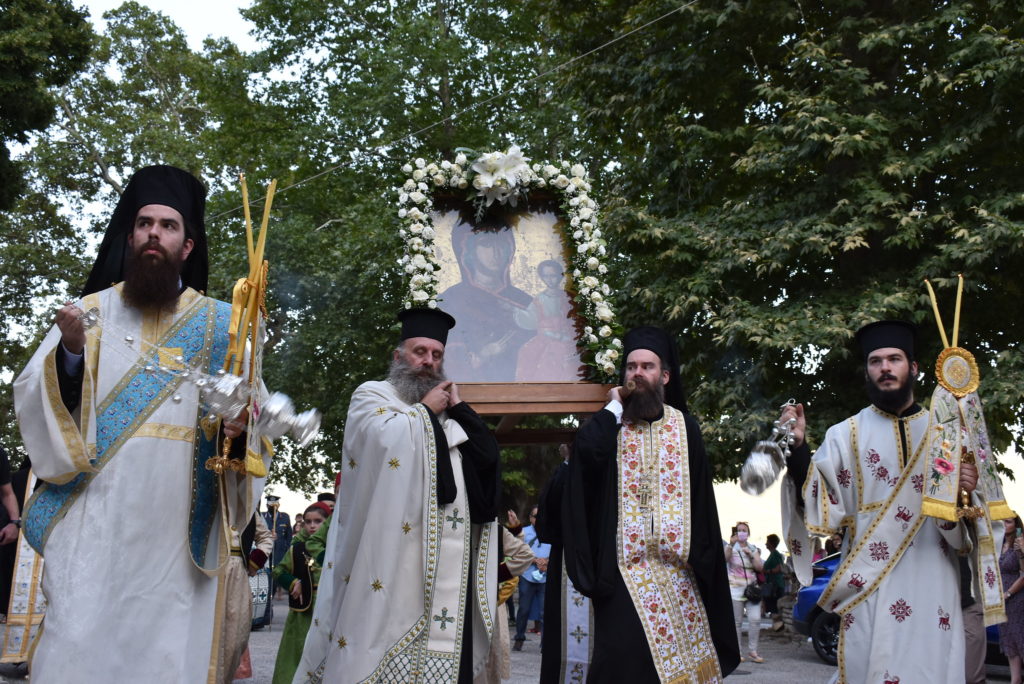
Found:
[0,607,1011,682]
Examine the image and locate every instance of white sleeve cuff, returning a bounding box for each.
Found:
[604,399,623,423]
[61,342,84,376]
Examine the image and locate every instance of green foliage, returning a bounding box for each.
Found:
[0,0,91,209]
[542,0,1024,477]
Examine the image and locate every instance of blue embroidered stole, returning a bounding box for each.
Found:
[24,297,230,564]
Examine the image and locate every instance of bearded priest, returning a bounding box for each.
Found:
[296,307,501,683]
[563,326,740,683]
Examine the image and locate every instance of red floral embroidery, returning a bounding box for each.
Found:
[937,606,950,631]
[894,505,913,531]
[842,613,855,631]
[837,468,851,488]
[875,465,890,481]
[986,566,997,588]
[847,573,865,591]
[867,449,881,464]
[869,541,890,562]
[889,598,912,623]
[911,474,924,493]
[790,539,802,556]
[883,672,900,684]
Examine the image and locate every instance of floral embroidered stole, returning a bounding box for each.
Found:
[616,407,722,683]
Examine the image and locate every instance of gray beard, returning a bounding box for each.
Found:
[387,355,447,405]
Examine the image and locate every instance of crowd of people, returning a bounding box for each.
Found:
[3,162,1022,684]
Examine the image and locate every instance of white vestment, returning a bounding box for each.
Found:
[14,285,268,683]
[783,405,975,684]
[296,380,497,683]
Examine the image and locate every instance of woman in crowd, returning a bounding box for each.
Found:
[999,514,1024,684]
[725,521,765,663]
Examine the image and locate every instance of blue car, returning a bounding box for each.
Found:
[792,552,1007,668]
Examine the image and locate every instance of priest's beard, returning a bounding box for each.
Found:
[387,353,447,406]
[121,241,185,313]
[621,376,665,424]
[865,369,915,415]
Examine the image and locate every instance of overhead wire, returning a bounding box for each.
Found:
[206,0,699,224]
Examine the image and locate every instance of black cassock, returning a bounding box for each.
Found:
[535,461,570,683]
[562,408,740,682]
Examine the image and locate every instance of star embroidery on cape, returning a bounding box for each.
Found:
[388,458,401,469]
[402,521,412,534]
[344,574,351,584]
[337,636,347,649]
[371,578,384,592]
[348,457,357,469]
[327,561,333,569]
[374,407,387,415]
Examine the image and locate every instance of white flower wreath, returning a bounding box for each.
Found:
[395,146,622,381]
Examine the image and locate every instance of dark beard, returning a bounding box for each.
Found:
[621,376,665,423]
[121,242,185,312]
[865,371,915,415]
[387,354,447,405]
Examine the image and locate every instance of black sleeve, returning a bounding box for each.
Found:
[786,441,812,498]
[447,401,500,524]
[535,460,569,545]
[425,407,458,507]
[55,345,84,414]
[562,409,620,598]
[683,414,741,676]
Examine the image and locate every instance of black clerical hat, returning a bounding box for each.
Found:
[398,307,457,345]
[82,165,208,296]
[621,326,688,412]
[855,320,916,361]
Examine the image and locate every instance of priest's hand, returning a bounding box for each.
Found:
[0,523,17,545]
[959,461,978,493]
[608,386,623,403]
[56,302,87,355]
[507,510,520,528]
[780,402,806,448]
[448,382,462,407]
[224,408,249,439]
[422,380,453,415]
[290,579,303,600]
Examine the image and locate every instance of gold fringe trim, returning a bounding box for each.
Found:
[921,497,958,522]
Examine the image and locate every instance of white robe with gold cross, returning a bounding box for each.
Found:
[296,380,496,683]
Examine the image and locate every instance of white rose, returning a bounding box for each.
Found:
[593,229,601,238]
[582,222,593,231]
[589,334,599,344]
[571,163,586,178]
[458,179,468,189]
[423,227,435,239]
[412,289,428,302]
[449,176,461,187]
[579,207,593,220]
[398,208,407,218]
[598,245,606,256]
[426,163,438,173]
[399,192,408,203]
[564,183,577,194]
[414,158,426,168]
[607,349,619,360]
[409,238,424,249]
[472,175,488,190]
[601,283,610,294]
[573,269,582,278]
[583,276,598,288]
[580,287,591,296]
[433,175,446,186]
[569,197,580,207]
[452,163,463,174]
[603,363,615,374]
[612,338,622,348]
[409,223,423,234]
[584,326,593,334]
[571,217,581,228]
[599,325,612,338]
[455,153,468,165]
[596,305,613,322]
[418,182,428,192]
[577,243,587,255]
[441,160,451,170]
[409,191,426,204]
[403,179,416,191]
[411,254,428,268]
[532,163,540,172]
[412,169,425,181]
[536,178,547,189]
[590,291,603,302]
[428,299,437,309]
[573,230,583,239]
[399,229,407,237]
[543,164,558,177]
[587,256,599,270]
[404,264,415,274]
[402,163,413,173]
[598,264,608,274]
[554,175,570,189]
[561,160,570,168]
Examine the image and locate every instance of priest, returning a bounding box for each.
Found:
[563,326,740,682]
[14,165,268,683]
[296,307,500,683]
[780,320,1007,683]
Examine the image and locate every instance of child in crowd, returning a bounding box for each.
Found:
[271,502,331,684]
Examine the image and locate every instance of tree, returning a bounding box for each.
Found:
[0,0,92,210]
[541,0,1024,476]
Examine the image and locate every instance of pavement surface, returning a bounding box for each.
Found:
[0,607,1011,682]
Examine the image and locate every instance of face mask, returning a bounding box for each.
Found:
[737,531,749,542]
